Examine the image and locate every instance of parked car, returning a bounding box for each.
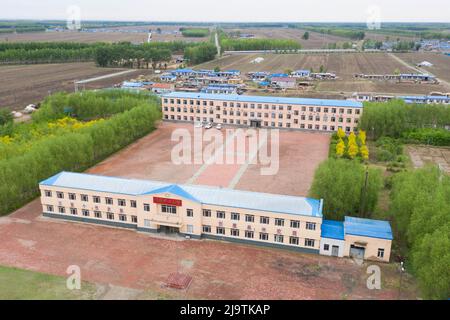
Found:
[205,122,213,129]
[194,121,203,128]
[215,124,222,130]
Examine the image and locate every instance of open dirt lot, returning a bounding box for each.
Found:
[0,197,417,300]
[0,122,418,299]
[0,63,147,110]
[394,52,450,84]
[0,25,208,44]
[224,28,349,49]
[88,122,330,196]
[196,52,449,94]
[407,145,450,173]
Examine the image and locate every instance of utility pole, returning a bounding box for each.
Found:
[398,261,405,299]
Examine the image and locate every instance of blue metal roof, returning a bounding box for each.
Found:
[163,92,363,108]
[344,216,393,240]
[321,220,345,240]
[40,172,323,218]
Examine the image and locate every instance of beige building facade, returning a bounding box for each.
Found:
[39,172,392,262]
[162,92,363,133]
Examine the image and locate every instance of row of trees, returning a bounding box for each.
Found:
[184,43,217,65]
[335,129,369,160]
[309,158,383,221]
[0,91,161,215]
[220,38,301,51]
[180,28,210,37]
[359,100,450,140]
[305,27,365,40]
[389,166,450,299]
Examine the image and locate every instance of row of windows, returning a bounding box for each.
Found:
[163,98,360,115]
[44,190,139,208]
[201,225,316,247]
[46,205,138,223]
[200,209,316,230]
[165,115,357,132]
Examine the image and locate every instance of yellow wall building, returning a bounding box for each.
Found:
[162,92,363,133]
[39,172,392,262]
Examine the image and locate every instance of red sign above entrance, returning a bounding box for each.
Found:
[153,197,182,207]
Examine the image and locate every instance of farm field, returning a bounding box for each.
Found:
[224,27,350,49]
[394,52,450,84]
[0,25,209,44]
[196,52,449,94]
[0,63,147,110]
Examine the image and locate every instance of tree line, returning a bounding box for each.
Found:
[0,90,161,215]
[180,28,210,37]
[304,27,365,40]
[389,166,450,299]
[220,38,302,51]
[359,100,450,142]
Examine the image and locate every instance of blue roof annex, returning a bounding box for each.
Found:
[321,220,345,240]
[40,172,323,218]
[344,216,393,240]
[162,92,363,108]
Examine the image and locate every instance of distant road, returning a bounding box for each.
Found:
[214,31,221,57]
[75,69,137,85]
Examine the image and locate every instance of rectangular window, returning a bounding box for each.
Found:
[245,230,254,239]
[94,211,102,218]
[259,232,269,241]
[58,206,65,214]
[245,214,254,223]
[377,248,385,258]
[130,200,137,208]
[275,218,284,227]
[119,214,127,222]
[274,235,284,243]
[186,225,194,234]
[231,212,240,221]
[216,211,225,219]
[216,227,225,235]
[186,209,193,217]
[290,220,300,228]
[107,212,114,220]
[324,244,330,251]
[56,192,64,199]
[81,194,88,202]
[161,205,177,214]
[203,209,211,217]
[306,222,316,230]
[305,238,315,247]
[82,209,89,217]
[230,229,239,237]
[106,197,113,205]
[289,236,299,245]
[46,205,54,212]
[93,196,101,204]
[143,203,150,212]
[44,190,52,197]
[202,225,211,233]
[131,216,138,223]
[70,208,77,215]
[260,216,269,224]
[144,219,151,227]
[118,199,126,207]
[69,193,76,200]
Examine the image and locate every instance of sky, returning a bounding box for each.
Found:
[1,0,449,22]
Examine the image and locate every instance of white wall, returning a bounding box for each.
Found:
[319,238,345,257]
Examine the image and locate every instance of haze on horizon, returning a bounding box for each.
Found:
[1,0,449,23]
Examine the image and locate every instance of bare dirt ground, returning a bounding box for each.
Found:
[224,28,349,49]
[89,122,330,196]
[0,63,148,110]
[196,52,449,94]
[0,199,418,300]
[0,25,208,44]
[407,145,450,173]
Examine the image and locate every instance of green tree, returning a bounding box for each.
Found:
[0,108,13,126]
[302,31,310,40]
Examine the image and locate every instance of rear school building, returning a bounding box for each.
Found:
[39,172,392,262]
[162,92,363,133]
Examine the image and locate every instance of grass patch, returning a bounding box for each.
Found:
[0,265,98,300]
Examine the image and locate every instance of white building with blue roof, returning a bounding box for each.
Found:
[39,171,392,262]
[162,92,363,133]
